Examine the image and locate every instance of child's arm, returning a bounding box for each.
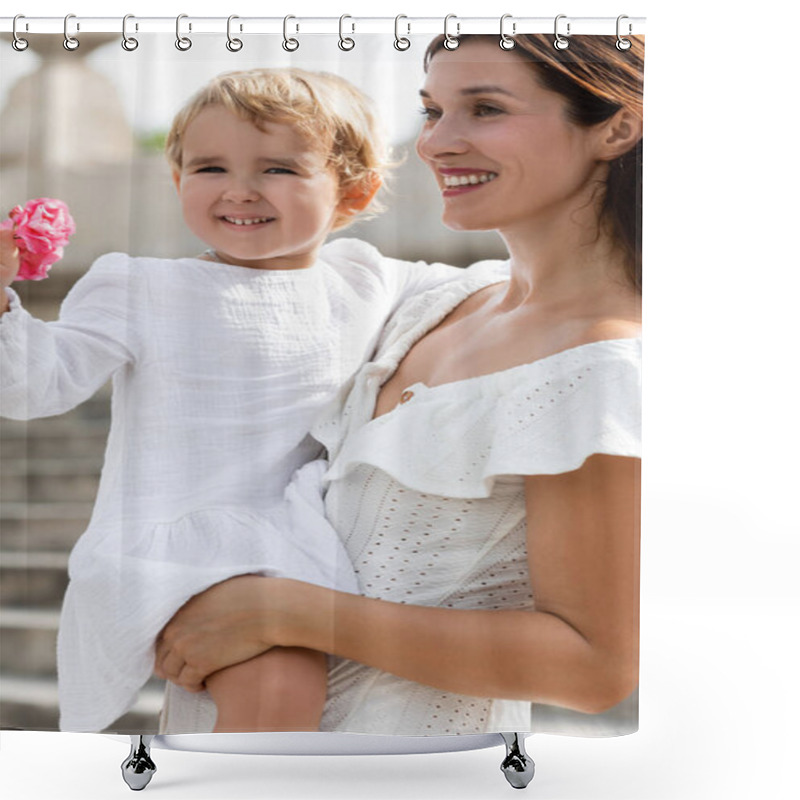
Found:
[1,251,136,420]
[381,254,463,309]
[382,253,510,311]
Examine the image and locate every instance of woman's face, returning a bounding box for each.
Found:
[416,38,608,235]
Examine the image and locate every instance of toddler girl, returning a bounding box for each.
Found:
[0,68,465,734]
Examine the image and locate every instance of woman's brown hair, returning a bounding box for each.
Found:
[424,35,644,292]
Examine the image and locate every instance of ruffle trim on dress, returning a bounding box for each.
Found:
[322,339,642,499]
[312,266,514,461]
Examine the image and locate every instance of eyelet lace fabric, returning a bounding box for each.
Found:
[312,280,641,736]
[159,271,641,736]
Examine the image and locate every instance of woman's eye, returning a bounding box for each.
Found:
[474,103,504,117]
[419,106,442,121]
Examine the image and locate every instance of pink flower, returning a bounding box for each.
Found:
[0,198,76,281]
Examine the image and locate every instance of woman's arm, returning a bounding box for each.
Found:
[156,454,640,714]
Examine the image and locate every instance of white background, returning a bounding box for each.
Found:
[2,1,799,798]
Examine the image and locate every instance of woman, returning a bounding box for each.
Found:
[155,33,644,737]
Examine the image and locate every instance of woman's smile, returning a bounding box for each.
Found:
[439,168,498,197]
[417,38,606,235]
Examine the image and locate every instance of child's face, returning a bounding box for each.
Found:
[173,106,343,270]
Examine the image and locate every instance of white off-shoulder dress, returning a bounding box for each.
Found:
[0,238,477,733]
[160,268,642,737]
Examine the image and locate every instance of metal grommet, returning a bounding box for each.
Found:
[63,13,80,51]
[175,14,192,51]
[12,15,29,51]
[394,15,411,51]
[338,15,355,51]
[226,15,243,51]
[553,14,570,51]
[121,14,139,51]
[443,14,460,50]
[282,15,299,52]
[499,13,515,50]
[616,15,632,51]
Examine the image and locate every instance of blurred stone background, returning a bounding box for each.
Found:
[0,33,506,732]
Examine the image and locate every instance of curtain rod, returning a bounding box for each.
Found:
[1,16,646,37]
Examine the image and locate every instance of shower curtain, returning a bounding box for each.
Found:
[0,17,642,746]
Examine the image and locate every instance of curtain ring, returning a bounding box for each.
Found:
[553,14,570,50]
[338,15,355,51]
[226,15,243,51]
[499,14,515,50]
[282,15,299,51]
[63,13,80,51]
[175,14,192,51]
[12,15,29,51]
[394,14,411,51]
[121,14,139,51]
[616,15,632,51]
[443,14,460,50]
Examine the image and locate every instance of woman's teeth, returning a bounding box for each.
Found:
[443,172,498,187]
[223,216,271,225]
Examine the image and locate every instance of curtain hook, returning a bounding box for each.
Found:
[499,14,516,50]
[616,15,632,51]
[63,13,80,51]
[282,15,299,52]
[226,15,243,51]
[443,14,460,50]
[338,14,355,51]
[553,14,570,50]
[12,14,29,51]
[175,14,192,51]
[394,14,411,51]
[122,14,139,51]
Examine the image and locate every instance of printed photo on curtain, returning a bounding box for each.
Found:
[0,19,643,789]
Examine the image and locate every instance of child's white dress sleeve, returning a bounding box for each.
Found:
[0,254,136,419]
[2,253,359,733]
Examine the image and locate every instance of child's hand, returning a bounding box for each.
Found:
[1,227,21,287]
[0,228,20,311]
[1,199,75,283]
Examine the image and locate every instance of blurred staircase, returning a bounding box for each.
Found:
[0,270,163,733]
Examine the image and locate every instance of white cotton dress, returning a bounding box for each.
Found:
[0,237,476,733]
[159,267,642,737]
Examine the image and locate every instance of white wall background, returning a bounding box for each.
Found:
[2,1,798,798]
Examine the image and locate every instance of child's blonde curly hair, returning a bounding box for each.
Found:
[166,68,390,230]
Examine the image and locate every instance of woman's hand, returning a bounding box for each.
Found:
[154,575,330,692]
[0,227,20,313]
[155,575,285,692]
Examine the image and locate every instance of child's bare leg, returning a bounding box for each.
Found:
[206,647,327,733]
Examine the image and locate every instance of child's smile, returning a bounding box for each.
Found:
[219,215,275,227]
[174,106,344,270]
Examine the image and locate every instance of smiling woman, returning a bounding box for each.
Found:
[418,34,643,290]
[156,33,644,758]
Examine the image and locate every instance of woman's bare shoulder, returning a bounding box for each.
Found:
[577,317,641,345]
[560,313,641,352]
